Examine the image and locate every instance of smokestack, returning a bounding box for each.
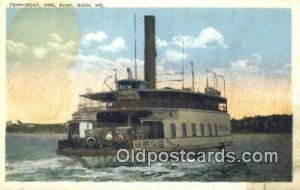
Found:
[144,15,156,89]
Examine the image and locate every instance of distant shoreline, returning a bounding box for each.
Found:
[231,114,292,134]
[5,132,291,136]
[6,132,66,136]
[6,123,66,134]
[6,114,292,134]
[6,132,66,135]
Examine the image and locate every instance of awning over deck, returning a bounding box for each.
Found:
[81,92,117,102]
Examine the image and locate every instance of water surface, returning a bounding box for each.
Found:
[5,133,292,181]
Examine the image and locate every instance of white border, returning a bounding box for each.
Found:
[0,0,299,189]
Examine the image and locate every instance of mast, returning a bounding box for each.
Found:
[190,61,195,92]
[134,14,137,79]
[182,41,185,89]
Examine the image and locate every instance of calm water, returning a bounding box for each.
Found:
[5,133,292,181]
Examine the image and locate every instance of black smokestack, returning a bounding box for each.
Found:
[144,15,156,89]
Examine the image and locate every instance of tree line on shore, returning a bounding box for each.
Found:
[6,114,292,134]
[6,121,66,133]
[231,114,292,133]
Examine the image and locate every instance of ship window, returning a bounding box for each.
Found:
[208,123,212,136]
[146,121,164,139]
[132,82,138,89]
[191,123,196,137]
[170,124,176,138]
[182,123,187,137]
[68,123,79,140]
[200,123,204,137]
[141,83,147,89]
[214,124,218,136]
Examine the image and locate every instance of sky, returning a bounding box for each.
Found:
[6,8,291,123]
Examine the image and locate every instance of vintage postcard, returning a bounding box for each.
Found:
[1,0,300,189]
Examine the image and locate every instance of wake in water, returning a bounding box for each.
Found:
[5,134,292,181]
[6,155,251,181]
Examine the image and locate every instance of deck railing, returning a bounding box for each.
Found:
[77,101,227,112]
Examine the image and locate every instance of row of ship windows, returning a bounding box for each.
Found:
[170,123,220,138]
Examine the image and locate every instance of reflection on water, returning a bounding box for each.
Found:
[5,133,292,181]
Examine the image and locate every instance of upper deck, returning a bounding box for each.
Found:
[79,80,227,113]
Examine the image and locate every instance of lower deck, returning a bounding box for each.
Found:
[57,136,232,157]
[70,108,231,140]
[58,108,231,156]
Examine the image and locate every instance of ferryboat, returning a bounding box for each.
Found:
[57,15,232,167]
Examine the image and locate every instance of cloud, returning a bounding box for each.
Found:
[82,31,108,45]
[6,9,82,123]
[72,54,112,71]
[230,55,261,73]
[230,59,249,71]
[157,64,165,74]
[6,40,26,54]
[285,62,291,68]
[99,37,125,53]
[47,41,60,49]
[160,49,189,65]
[28,33,77,60]
[251,54,262,64]
[6,33,77,63]
[69,54,145,90]
[32,47,47,59]
[209,54,263,84]
[50,33,63,43]
[75,54,100,63]
[211,67,226,76]
[47,39,76,53]
[156,37,168,47]
[172,27,227,49]
[70,54,143,74]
